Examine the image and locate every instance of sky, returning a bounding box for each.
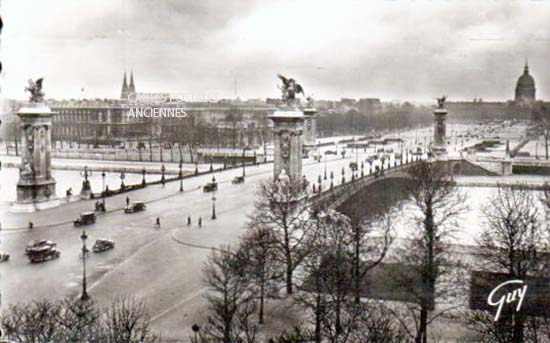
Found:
[1,0,550,102]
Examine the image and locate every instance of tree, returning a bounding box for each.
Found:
[467,184,546,342]
[56,299,103,342]
[202,247,257,343]
[249,176,317,295]
[350,205,396,304]
[239,225,282,324]
[1,297,157,343]
[296,209,397,343]
[103,297,159,343]
[532,104,550,160]
[1,299,62,343]
[395,160,467,343]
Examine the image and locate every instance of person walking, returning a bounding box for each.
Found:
[155,217,160,228]
[187,216,191,226]
[198,217,202,228]
[126,196,130,207]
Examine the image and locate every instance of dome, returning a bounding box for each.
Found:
[517,72,535,87]
[514,62,536,102]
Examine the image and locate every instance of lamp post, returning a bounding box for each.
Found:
[211,176,217,220]
[80,230,90,301]
[101,171,106,205]
[120,171,126,190]
[80,165,92,194]
[142,167,146,187]
[160,164,166,185]
[179,162,183,192]
[242,147,249,177]
[324,154,327,180]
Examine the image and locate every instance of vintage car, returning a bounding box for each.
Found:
[124,201,146,214]
[203,181,218,192]
[232,176,245,184]
[324,150,337,155]
[74,211,96,226]
[27,246,61,263]
[92,239,115,253]
[0,251,10,262]
[26,239,57,255]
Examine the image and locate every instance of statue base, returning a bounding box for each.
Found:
[12,178,60,212]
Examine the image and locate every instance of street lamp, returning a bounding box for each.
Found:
[160,164,166,185]
[101,171,106,205]
[80,165,92,194]
[142,167,146,187]
[242,147,249,177]
[80,230,90,301]
[324,154,327,180]
[179,162,183,192]
[211,176,217,220]
[120,171,126,190]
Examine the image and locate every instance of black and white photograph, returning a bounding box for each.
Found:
[0,1,550,342]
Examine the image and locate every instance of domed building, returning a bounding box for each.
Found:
[514,61,536,103]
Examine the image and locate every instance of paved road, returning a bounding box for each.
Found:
[0,124,508,341]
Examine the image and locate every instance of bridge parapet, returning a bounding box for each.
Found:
[309,157,422,211]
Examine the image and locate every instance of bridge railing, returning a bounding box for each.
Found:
[308,154,425,209]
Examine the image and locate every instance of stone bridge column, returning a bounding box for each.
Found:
[269,109,305,181]
[302,107,317,151]
[12,103,59,212]
[433,105,447,154]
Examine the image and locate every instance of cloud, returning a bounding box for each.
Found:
[2,0,549,101]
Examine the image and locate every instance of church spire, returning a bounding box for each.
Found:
[129,70,136,93]
[121,71,129,100]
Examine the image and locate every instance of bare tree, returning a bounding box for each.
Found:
[249,177,317,295]
[239,224,282,324]
[103,297,159,343]
[351,206,397,304]
[467,184,546,342]
[395,160,467,343]
[1,299,62,343]
[202,247,256,343]
[56,299,103,343]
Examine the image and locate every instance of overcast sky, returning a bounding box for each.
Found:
[2,0,549,102]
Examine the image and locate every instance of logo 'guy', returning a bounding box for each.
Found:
[487,279,528,322]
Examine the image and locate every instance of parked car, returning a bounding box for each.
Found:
[26,240,57,255]
[232,176,245,184]
[92,239,115,253]
[0,251,10,262]
[74,212,96,226]
[27,246,61,263]
[325,150,337,155]
[124,201,146,214]
[203,181,218,192]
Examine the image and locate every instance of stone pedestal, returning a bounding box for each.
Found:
[269,109,305,181]
[433,108,447,154]
[12,103,59,212]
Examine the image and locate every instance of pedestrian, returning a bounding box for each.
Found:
[28,221,34,230]
[187,216,191,226]
[198,217,202,228]
[155,217,160,228]
[126,196,130,207]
